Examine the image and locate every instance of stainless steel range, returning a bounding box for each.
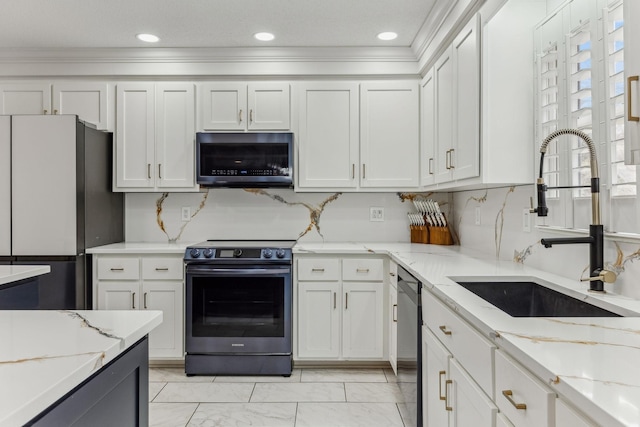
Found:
[184,240,294,376]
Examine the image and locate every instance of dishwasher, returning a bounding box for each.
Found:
[396,266,422,427]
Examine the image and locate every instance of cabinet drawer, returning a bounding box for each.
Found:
[342,258,384,281]
[297,258,340,281]
[495,349,554,427]
[422,291,495,398]
[97,257,140,280]
[142,256,184,280]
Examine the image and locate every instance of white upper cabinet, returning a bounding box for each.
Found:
[0,117,10,257]
[360,82,420,188]
[115,82,197,192]
[198,82,290,131]
[421,70,436,186]
[297,82,359,189]
[433,47,455,185]
[0,82,111,130]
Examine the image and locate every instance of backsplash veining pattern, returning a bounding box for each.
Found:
[155,190,210,243]
[452,185,640,299]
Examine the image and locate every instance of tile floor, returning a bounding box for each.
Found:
[149,367,409,427]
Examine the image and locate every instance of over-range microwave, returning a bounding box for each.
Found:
[196,132,293,188]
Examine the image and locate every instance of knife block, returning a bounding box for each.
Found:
[410,224,428,243]
[427,214,454,245]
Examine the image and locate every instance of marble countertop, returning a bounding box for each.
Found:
[0,310,162,427]
[295,242,640,427]
[86,241,195,254]
[0,265,50,286]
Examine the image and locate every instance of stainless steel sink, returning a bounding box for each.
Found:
[454,280,621,317]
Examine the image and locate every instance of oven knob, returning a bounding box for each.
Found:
[275,248,286,258]
[233,248,243,258]
[189,248,201,258]
[263,248,273,258]
[203,248,214,258]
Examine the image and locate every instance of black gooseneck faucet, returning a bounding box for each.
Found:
[533,129,616,293]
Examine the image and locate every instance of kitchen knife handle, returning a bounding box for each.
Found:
[132,292,136,309]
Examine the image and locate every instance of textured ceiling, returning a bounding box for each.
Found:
[0,0,439,49]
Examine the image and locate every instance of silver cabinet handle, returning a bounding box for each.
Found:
[352,164,355,179]
[148,164,151,179]
[110,268,124,271]
[449,149,455,169]
[158,164,162,179]
[333,292,337,309]
[356,268,370,273]
[345,292,348,309]
[249,109,253,123]
[502,390,527,410]
[446,150,451,170]
[155,267,169,271]
[311,268,325,272]
[393,304,397,322]
[239,109,243,123]
[143,292,148,309]
[132,292,136,309]
[429,158,434,175]
[362,164,366,179]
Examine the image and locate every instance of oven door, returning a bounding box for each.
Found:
[185,264,292,355]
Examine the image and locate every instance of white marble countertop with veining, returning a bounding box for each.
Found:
[0,310,162,427]
[294,242,640,427]
[0,265,50,286]
[86,241,196,254]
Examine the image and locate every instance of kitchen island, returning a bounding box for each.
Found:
[295,242,640,426]
[0,265,50,287]
[0,309,162,427]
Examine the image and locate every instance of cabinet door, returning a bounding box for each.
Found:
[199,83,246,130]
[115,83,155,188]
[452,16,480,181]
[434,48,454,184]
[342,282,384,359]
[556,397,597,427]
[625,0,640,163]
[297,282,341,358]
[388,284,398,374]
[449,358,498,427]
[423,327,451,427]
[0,83,51,115]
[421,70,436,186]
[97,282,140,310]
[155,83,196,189]
[247,83,290,130]
[297,82,359,188]
[52,82,109,129]
[360,82,419,188]
[143,281,184,359]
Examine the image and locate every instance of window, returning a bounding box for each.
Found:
[535,0,639,236]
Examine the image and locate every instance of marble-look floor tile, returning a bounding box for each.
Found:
[345,383,405,402]
[149,382,166,402]
[187,403,296,427]
[384,368,399,383]
[301,368,387,383]
[214,369,302,383]
[295,402,405,427]
[150,367,214,383]
[149,402,198,427]
[250,383,345,402]
[154,382,254,403]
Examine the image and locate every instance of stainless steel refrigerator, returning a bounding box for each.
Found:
[0,115,124,309]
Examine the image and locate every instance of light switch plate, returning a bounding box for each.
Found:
[475,206,481,225]
[181,207,191,221]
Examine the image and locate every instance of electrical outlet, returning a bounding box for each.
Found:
[370,207,384,222]
[475,206,481,225]
[181,207,191,221]
[523,208,531,232]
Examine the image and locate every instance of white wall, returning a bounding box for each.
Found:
[452,185,640,300]
[124,189,451,244]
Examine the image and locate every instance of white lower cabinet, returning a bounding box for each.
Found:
[555,397,597,427]
[296,256,385,361]
[423,326,452,427]
[449,358,498,426]
[94,254,184,360]
[388,270,398,373]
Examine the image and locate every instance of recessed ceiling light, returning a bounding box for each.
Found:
[377,32,398,41]
[254,32,275,42]
[136,33,160,43]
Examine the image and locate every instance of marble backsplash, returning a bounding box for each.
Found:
[125,189,451,245]
[452,185,640,300]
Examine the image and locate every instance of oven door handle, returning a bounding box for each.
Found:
[186,266,291,275]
